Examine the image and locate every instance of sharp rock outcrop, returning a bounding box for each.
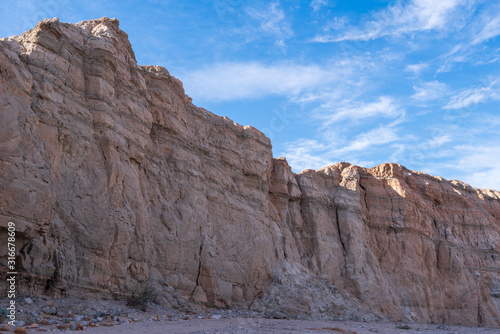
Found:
[1,18,500,327]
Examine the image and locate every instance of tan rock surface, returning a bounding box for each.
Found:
[1,18,500,327]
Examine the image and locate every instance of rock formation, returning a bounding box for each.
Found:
[1,18,500,326]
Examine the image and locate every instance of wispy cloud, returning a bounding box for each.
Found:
[310,0,328,12]
[454,144,500,190]
[437,3,500,71]
[387,114,500,190]
[427,134,452,147]
[182,62,341,101]
[442,80,499,109]
[282,122,401,172]
[280,139,333,171]
[472,7,500,45]
[317,96,404,125]
[437,43,470,73]
[313,0,473,42]
[340,125,400,152]
[405,62,429,76]
[411,81,449,102]
[181,53,380,102]
[245,2,293,47]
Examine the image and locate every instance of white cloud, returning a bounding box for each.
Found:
[310,0,328,12]
[443,88,490,109]
[182,62,337,101]
[181,54,377,102]
[317,96,403,125]
[313,0,473,42]
[437,43,470,73]
[281,138,334,172]
[405,62,429,75]
[427,134,452,147]
[389,132,453,165]
[411,81,448,101]
[278,93,405,173]
[472,10,500,45]
[413,0,469,30]
[454,145,500,190]
[466,169,500,191]
[387,119,500,191]
[442,81,499,109]
[282,122,401,172]
[246,2,293,47]
[339,125,399,152]
[438,4,500,71]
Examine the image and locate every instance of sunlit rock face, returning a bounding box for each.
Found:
[1,18,500,327]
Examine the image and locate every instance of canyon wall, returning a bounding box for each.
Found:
[1,18,500,326]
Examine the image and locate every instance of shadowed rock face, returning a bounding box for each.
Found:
[1,17,500,326]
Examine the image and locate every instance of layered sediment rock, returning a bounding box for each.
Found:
[1,18,500,326]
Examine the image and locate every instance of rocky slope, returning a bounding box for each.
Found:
[1,18,500,327]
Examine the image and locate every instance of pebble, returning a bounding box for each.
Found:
[45,300,57,307]
[13,327,26,334]
[9,297,491,334]
[271,311,287,319]
[41,306,57,315]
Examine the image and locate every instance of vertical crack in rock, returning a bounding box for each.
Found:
[359,181,369,226]
[335,207,347,256]
[359,182,368,210]
[195,242,203,287]
[190,237,204,300]
[282,235,288,259]
[390,197,396,225]
[436,241,441,269]
[478,292,483,326]
[108,224,119,259]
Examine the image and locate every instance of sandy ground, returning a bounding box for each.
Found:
[1,297,499,333]
[56,317,500,334]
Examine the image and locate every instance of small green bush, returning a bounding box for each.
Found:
[396,324,411,330]
[125,284,155,311]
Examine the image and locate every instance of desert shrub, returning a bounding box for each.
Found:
[125,284,156,311]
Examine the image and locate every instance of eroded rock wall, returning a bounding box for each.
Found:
[269,161,500,326]
[1,18,500,326]
[0,17,279,306]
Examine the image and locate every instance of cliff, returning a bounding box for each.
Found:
[1,18,500,326]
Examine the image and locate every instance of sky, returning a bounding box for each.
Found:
[1,0,500,190]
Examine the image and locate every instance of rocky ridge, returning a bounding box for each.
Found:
[1,18,500,327]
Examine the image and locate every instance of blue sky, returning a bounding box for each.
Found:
[1,0,500,190]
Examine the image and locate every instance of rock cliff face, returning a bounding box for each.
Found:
[1,18,500,326]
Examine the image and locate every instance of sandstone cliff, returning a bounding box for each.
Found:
[1,18,500,327]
